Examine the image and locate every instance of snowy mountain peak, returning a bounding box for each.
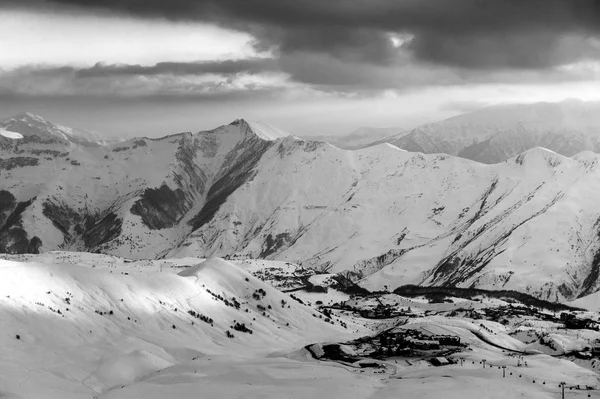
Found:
[511,146,567,168]
[228,119,289,141]
[6,112,61,128]
[16,112,46,122]
[8,116,600,303]
[229,118,249,127]
[247,121,291,141]
[0,112,107,146]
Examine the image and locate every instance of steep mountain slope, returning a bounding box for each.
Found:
[372,100,600,163]
[0,112,109,147]
[173,140,600,302]
[5,113,600,302]
[0,115,284,258]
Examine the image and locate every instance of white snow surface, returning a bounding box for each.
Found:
[0,128,23,139]
[1,112,107,145]
[5,113,600,301]
[247,120,291,140]
[0,254,362,398]
[2,253,600,399]
[174,136,600,301]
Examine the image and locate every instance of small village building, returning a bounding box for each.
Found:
[430,357,452,366]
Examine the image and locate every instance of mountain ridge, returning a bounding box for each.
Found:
[3,112,600,302]
[366,99,600,164]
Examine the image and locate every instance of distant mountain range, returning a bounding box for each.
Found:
[0,112,119,147]
[3,104,600,302]
[301,126,404,150]
[367,99,600,163]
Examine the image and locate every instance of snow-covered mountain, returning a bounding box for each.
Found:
[0,112,111,147]
[4,112,600,302]
[371,100,600,163]
[0,115,286,259]
[174,141,600,302]
[301,126,404,150]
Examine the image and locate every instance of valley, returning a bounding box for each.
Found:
[4,112,600,301]
[3,108,600,398]
[5,1,600,397]
[2,252,600,398]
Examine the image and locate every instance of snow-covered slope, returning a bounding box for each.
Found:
[0,255,351,397]
[0,116,284,259]
[5,113,600,301]
[173,139,600,302]
[0,112,108,147]
[372,100,600,163]
[0,128,24,140]
[3,253,598,399]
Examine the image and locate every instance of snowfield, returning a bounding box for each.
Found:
[1,253,600,398]
[0,255,358,398]
[0,128,24,139]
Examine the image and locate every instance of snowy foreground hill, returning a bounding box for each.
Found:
[4,113,600,301]
[2,252,600,399]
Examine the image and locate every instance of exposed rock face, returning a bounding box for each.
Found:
[0,157,39,170]
[83,213,123,250]
[0,191,42,254]
[260,233,292,258]
[0,115,284,259]
[174,140,600,302]
[8,112,600,302]
[130,185,189,230]
[42,199,85,242]
[190,121,274,231]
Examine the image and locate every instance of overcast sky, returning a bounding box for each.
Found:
[1,0,600,137]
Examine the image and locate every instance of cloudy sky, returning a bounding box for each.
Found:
[1,0,600,137]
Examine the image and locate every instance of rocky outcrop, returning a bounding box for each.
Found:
[0,190,17,227]
[260,233,292,258]
[8,113,600,303]
[0,191,42,254]
[0,157,39,170]
[41,199,90,245]
[130,133,209,230]
[83,212,123,251]
[130,185,188,230]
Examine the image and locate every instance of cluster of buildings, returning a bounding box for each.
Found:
[357,303,413,319]
[373,330,463,355]
[560,313,599,330]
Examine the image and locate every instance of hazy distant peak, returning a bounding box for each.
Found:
[368,100,600,164]
[1,112,108,146]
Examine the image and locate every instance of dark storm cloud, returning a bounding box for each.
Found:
[19,59,276,78]
[75,58,277,78]
[0,62,285,98]
[14,0,600,69]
